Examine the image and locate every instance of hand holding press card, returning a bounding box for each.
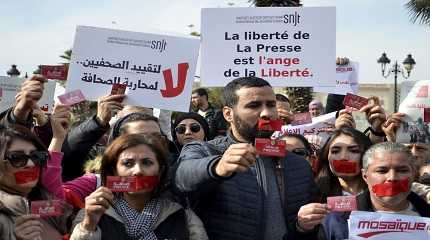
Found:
[343,93,368,110]
[111,83,127,95]
[327,196,357,212]
[57,89,86,106]
[41,65,68,80]
[31,200,63,217]
[255,138,286,157]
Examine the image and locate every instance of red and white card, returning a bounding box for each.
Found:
[257,119,283,131]
[41,65,68,80]
[327,195,357,212]
[31,200,63,217]
[291,112,312,126]
[106,176,137,192]
[57,89,86,106]
[424,108,430,123]
[343,93,368,110]
[255,138,286,157]
[111,83,127,95]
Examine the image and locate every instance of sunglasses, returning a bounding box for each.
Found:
[291,148,310,157]
[4,151,49,168]
[175,123,201,134]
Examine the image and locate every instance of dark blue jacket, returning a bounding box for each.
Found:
[174,132,318,240]
[319,190,430,240]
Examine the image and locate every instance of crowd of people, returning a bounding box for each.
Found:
[0,74,429,240]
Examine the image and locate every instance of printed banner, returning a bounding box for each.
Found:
[0,76,56,113]
[396,80,430,143]
[349,211,430,240]
[313,62,359,95]
[200,7,336,87]
[272,111,336,148]
[66,26,200,112]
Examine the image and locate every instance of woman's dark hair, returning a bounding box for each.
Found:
[109,113,161,142]
[0,124,49,200]
[172,112,209,148]
[101,133,169,198]
[315,127,372,201]
[282,133,312,154]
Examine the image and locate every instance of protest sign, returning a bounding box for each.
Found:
[396,80,430,143]
[349,211,430,240]
[0,76,56,113]
[200,7,336,87]
[272,111,336,148]
[313,62,359,95]
[66,26,199,112]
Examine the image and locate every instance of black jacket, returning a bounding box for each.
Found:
[174,132,318,240]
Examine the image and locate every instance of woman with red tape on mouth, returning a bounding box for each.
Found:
[294,127,372,233]
[0,123,71,240]
[69,133,208,240]
[316,127,373,200]
[318,142,430,240]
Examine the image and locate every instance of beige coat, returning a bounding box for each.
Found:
[70,198,208,240]
[0,189,67,240]
[412,182,430,204]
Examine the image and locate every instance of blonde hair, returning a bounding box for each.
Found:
[83,155,103,174]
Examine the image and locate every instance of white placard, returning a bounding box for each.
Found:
[349,211,430,240]
[272,111,336,148]
[313,62,359,95]
[200,7,336,87]
[396,80,430,143]
[0,76,56,113]
[66,26,200,112]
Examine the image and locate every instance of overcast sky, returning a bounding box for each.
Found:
[0,0,428,84]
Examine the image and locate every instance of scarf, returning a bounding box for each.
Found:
[114,197,161,240]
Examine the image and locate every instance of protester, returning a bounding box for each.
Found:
[275,93,293,124]
[70,134,208,239]
[172,112,209,151]
[319,142,430,239]
[61,93,124,181]
[191,88,228,139]
[175,77,317,240]
[315,127,372,200]
[0,124,71,240]
[309,100,324,118]
[281,133,312,163]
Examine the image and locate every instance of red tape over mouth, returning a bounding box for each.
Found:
[371,178,410,197]
[331,159,358,174]
[14,166,40,184]
[257,119,283,131]
[135,176,159,191]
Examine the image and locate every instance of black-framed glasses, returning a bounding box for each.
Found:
[4,151,49,168]
[291,148,310,157]
[175,123,201,134]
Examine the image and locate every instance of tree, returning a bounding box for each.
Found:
[405,0,430,25]
[250,0,313,113]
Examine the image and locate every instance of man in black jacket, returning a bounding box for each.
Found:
[175,77,318,240]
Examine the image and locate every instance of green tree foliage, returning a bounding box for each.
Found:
[406,0,430,25]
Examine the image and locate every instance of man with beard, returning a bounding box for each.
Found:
[319,142,430,240]
[174,77,317,240]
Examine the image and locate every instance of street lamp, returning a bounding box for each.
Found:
[377,53,416,112]
[6,64,20,77]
